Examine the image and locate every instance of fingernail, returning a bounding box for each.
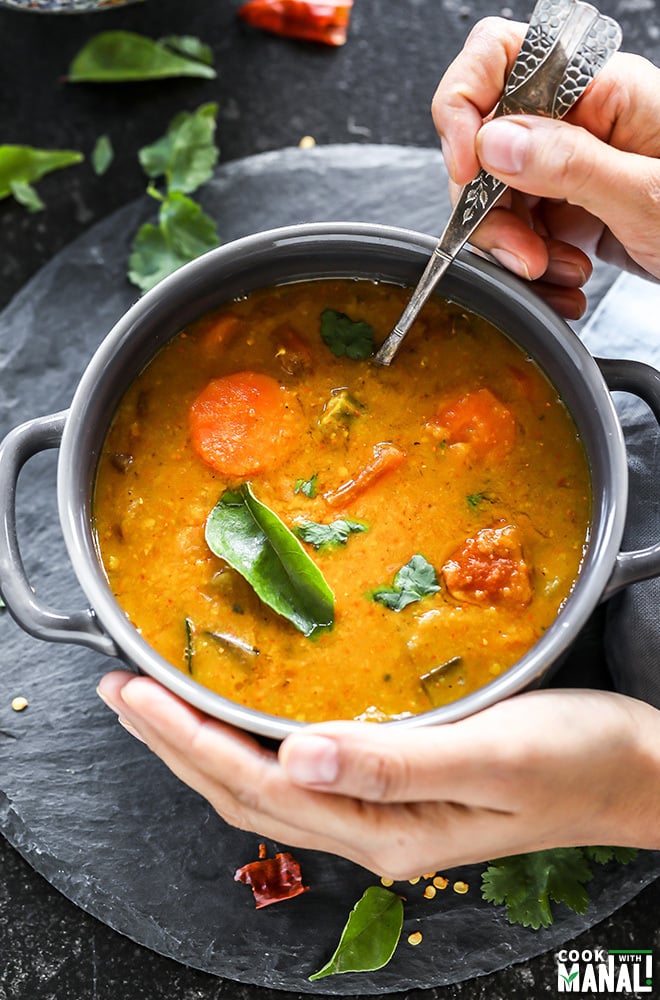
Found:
[490,248,532,281]
[284,735,339,786]
[440,137,455,179]
[543,258,589,287]
[118,716,146,744]
[479,119,530,175]
[96,683,120,713]
[543,289,587,320]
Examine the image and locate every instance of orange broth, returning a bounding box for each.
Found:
[93,279,591,723]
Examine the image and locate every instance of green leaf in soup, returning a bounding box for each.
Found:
[294,473,318,498]
[67,31,217,83]
[294,518,368,551]
[309,886,404,981]
[371,554,440,612]
[138,103,219,194]
[128,191,220,292]
[0,145,83,204]
[91,134,114,176]
[205,484,334,639]
[320,308,375,360]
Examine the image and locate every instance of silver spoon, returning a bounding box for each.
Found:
[375,0,622,366]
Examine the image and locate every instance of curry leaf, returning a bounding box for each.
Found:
[309,886,403,981]
[138,103,219,194]
[205,483,334,639]
[295,518,368,551]
[0,145,83,205]
[320,308,375,360]
[371,554,440,611]
[128,190,220,292]
[67,31,216,83]
[91,134,114,176]
[9,180,44,213]
[159,34,214,66]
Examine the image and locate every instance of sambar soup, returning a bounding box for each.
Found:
[94,279,591,723]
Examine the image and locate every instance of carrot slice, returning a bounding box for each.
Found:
[428,387,516,460]
[190,371,297,477]
[324,442,405,508]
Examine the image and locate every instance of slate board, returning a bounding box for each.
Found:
[1,144,659,994]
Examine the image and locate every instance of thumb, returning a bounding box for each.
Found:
[278,720,488,804]
[476,116,660,249]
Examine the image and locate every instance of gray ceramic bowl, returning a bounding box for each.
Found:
[2,222,660,739]
[0,0,140,11]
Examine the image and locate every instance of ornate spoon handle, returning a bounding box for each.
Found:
[375,0,622,366]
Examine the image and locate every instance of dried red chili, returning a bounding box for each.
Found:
[235,849,310,908]
[237,0,353,47]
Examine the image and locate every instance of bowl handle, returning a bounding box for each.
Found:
[597,357,660,599]
[0,411,118,657]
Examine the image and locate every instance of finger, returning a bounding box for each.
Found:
[279,716,522,810]
[432,17,526,184]
[566,53,660,156]
[529,281,587,321]
[476,116,660,277]
[99,674,399,868]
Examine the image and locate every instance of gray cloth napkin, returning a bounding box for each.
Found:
[581,271,660,709]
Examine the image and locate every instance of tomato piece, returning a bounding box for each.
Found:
[442,523,533,607]
[324,441,406,507]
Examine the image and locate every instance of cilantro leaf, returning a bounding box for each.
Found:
[128,190,220,292]
[91,134,114,176]
[320,308,375,360]
[138,103,219,194]
[294,474,318,498]
[295,518,368,550]
[371,554,440,611]
[67,31,216,83]
[583,845,638,865]
[482,849,595,929]
[0,145,83,208]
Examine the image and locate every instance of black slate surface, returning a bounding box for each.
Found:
[1,144,659,994]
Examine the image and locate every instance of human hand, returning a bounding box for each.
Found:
[432,18,660,319]
[97,673,660,879]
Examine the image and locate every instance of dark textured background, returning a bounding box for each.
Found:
[1,1,659,998]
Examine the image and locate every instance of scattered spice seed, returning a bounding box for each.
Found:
[299,135,316,148]
[423,885,436,900]
[11,696,29,712]
[422,872,436,879]
[453,880,469,894]
[433,875,449,889]
[407,931,423,946]
[408,876,420,884]
[380,876,394,887]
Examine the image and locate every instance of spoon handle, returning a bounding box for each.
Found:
[375,0,622,366]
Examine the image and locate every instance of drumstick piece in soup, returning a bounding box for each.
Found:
[94,279,591,724]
